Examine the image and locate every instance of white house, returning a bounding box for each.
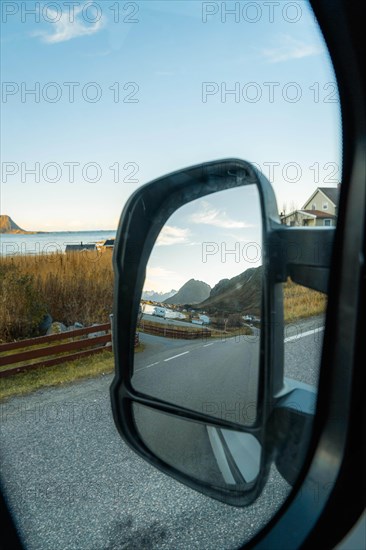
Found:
[281,186,339,227]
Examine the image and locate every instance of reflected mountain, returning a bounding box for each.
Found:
[197,267,262,316]
[163,279,211,305]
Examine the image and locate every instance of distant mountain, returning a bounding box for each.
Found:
[0,215,31,234]
[164,279,211,305]
[142,289,177,302]
[197,267,262,315]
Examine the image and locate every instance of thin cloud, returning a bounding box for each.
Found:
[261,35,323,63]
[156,226,191,246]
[190,201,250,229]
[146,267,176,278]
[34,4,104,44]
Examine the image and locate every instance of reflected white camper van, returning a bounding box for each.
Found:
[153,307,166,318]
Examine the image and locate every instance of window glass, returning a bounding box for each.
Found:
[1,1,341,548]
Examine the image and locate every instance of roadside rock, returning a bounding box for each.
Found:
[38,314,53,335]
[46,322,67,335]
[67,322,84,332]
[88,323,106,339]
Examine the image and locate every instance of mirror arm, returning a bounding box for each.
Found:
[268,225,336,293]
[268,388,316,486]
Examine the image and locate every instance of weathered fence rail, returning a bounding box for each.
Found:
[139,322,211,340]
[0,319,210,379]
[0,323,112,378]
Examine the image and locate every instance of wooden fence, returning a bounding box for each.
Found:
[0,320,209,379]
[139,322,211,340]
[0,323,112,379]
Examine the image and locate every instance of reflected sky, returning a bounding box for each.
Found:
[145,185,262,291]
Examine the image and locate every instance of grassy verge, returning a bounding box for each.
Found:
[0,350,114,401]
[0,343,145,402]
[284,279,327,323]
[210,326,252,338]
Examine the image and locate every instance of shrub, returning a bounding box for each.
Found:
[213,317,226,329]
[227,313,244,328]
[0,263,47,342]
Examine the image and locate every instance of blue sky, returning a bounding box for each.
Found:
[1,1,341,236]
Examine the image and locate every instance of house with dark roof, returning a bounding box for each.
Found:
[103,239,115,248]
[281,186,340,227]
[95,238,115,252]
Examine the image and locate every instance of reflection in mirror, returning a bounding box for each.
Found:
[133,403,261,490]
[133,186,262,427]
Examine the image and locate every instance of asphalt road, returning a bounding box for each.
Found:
[133,332,261,489]
[0,317,325,550]
[133,332,260,425]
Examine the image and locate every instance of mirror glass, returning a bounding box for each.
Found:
[132,185,262,427]
[133,402,261,492]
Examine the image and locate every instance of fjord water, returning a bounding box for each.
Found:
[0,231,116,256]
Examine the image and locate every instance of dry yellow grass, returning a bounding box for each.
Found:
[0,251,114,341]
[284,278,327,322]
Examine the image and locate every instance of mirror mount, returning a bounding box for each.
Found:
[269,388,317,487]
[269,225,335,293]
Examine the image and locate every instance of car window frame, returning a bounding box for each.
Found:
[246,0,366,546]
[0,0,364,548]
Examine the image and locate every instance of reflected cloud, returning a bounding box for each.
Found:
[190,201,251,229]
[144,266,185,293]
[156,226,191,246]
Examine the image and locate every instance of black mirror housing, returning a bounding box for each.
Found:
[110,159,334,506]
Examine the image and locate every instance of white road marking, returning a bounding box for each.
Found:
[207,427,236,485]
[284,327,324,343]
[164,351,190,362]
[136,325,322,371]
[135,361,160,372]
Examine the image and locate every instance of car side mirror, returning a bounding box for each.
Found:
[110,159,334,506]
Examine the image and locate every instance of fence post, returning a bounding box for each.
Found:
[109,314,114,353]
